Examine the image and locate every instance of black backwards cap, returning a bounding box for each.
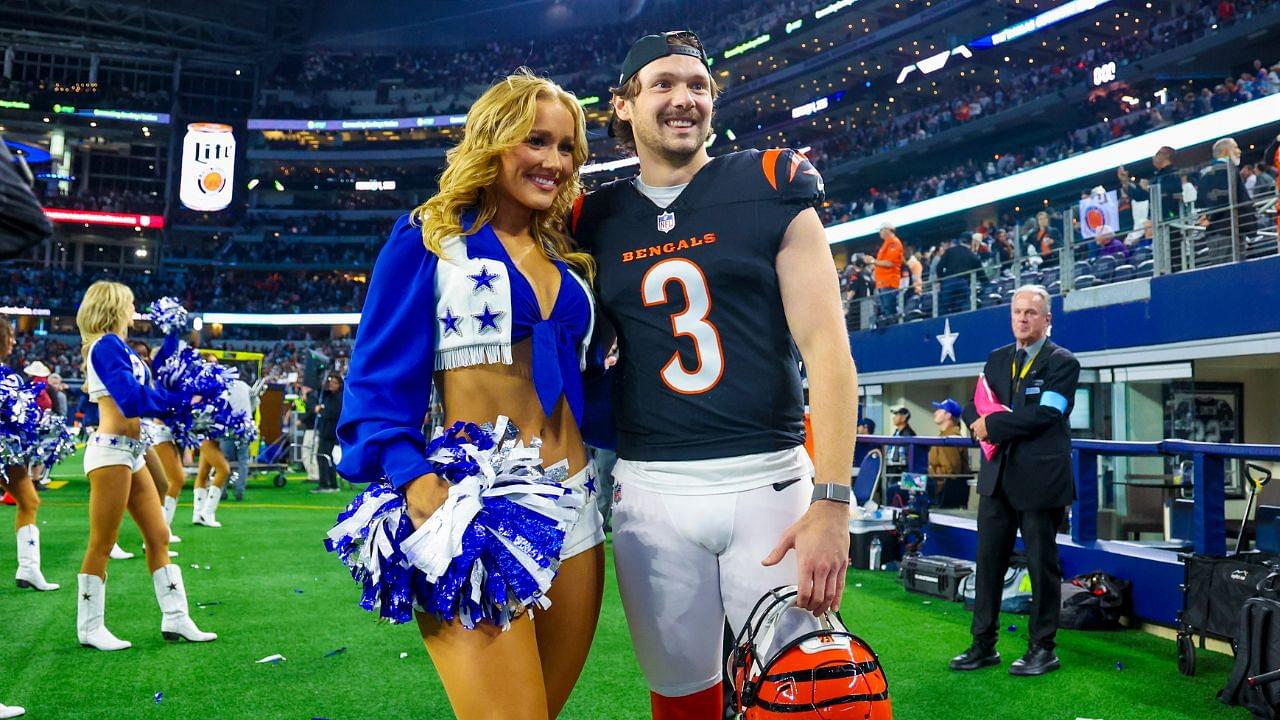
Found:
[609,31,710,138]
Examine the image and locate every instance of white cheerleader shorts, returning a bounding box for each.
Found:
[84,433,147,474]
[561,463,606,560]
[143,421,174,446]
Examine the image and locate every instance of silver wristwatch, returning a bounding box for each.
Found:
[810,483,852,505]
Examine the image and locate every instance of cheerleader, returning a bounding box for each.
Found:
[129,333,187,545]
[74,280,215,651]
[330,70,604,719]
[191,354,232,528]
[0,319,57,592]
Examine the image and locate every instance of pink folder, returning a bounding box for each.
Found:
[973,373,1011,461]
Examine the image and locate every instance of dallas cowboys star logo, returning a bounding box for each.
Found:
[469,265,500,293]
[584,477,597,495]
[474,304,504,334]
[439,307,463,337]
[27,540,36,547]
[82,592,92,601]
[936,318,960,364]
[168,582,178,591]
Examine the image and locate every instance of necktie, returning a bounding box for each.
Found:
[1014,349,1029,390]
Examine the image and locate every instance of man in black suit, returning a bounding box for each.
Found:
[950,285,1080,677]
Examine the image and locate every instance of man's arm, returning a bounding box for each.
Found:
[983,352,1080,444]
[764,206,857,614]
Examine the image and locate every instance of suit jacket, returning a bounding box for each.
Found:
[962,339,1080,510]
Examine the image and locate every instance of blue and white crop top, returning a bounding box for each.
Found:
[84,334,174,419]
[336,213,595,488]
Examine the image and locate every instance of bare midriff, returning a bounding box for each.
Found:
[436,339,587,476]
[94,396,141,440]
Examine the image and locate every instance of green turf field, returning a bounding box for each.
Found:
[0,450,1247,719]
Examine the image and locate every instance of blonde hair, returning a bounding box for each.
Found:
[76,281,134,370]
[412,68,594,281]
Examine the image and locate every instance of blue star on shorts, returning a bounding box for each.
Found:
[469,265,500,293]
[474,304,504,334]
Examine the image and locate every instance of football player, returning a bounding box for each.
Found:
[572,31,858,720]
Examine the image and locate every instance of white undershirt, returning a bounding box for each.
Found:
[634,177,688,210]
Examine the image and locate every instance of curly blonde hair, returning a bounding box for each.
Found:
[412,68,593,280]
[76,280,134,371]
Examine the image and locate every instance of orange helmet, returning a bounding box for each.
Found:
[728,586,892,720]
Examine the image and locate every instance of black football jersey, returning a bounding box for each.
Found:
[572,148,825,461]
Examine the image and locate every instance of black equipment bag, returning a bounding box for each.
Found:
[1220,572,1280,719]
[1059,571,1132,630]
[1185,553,1279,640]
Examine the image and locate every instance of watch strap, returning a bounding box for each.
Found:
[810,483,852,505]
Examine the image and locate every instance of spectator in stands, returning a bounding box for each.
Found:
[928,398,970,508]
[937,233,983,315]
[1150,146,1183,221]
[1094,226,1129,261]
[864,222,904,323]
[1125,219,1155,251]
[1198,136,1249,262]
[843,257,873,331]
[992,229,1015,265]
[903,244,924,301]
[1117,165,1150,230]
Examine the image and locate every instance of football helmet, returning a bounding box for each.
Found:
[728,585,892,719]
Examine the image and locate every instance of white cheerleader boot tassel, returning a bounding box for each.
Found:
[109,543,134,560]
[191,486,207,525]
[153,565,217,642]
[163,495,182,542]
[200,487,223,528]
[15,524,59,591]
[76,573,131,651]
[0,701,25,718]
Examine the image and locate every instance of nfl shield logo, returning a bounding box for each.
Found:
[656,211,676,233]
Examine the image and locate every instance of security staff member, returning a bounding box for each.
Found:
[951,285,1079,677]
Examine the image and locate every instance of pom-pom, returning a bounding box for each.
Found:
[146,297,189,335]
[0,368,69,468]
[325,417,584,628]
[153,346,240,447]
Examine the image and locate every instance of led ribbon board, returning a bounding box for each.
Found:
[43,208,165,228]
[247,114,467,131]
[825,92,1280,244]
[897,0,1112,83]
[201,312,362,326]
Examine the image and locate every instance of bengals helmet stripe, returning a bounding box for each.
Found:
[754,690,892,713]
[763,660,883,682]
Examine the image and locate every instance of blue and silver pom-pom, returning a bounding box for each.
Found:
[154,345,239,447]
[146,297,189,336]
[0,371,43,467]
[324,416,584,629]
[26,411,75,468]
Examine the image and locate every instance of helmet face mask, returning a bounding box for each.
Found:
[729,586,893,720]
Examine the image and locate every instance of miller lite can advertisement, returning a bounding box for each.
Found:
[179,122,236,212]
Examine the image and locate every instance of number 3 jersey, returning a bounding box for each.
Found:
[572,148,825,462]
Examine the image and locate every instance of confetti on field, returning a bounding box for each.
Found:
[324,647,346,658]
[256,654,286,664]
[153,692,163,705]
[399,652,409,659]
[1007,625,1017,633]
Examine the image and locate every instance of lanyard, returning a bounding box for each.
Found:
[1012,348,1040,387]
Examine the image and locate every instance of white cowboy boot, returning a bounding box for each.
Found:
[15,524,59,591]
[191,487,208,525]
[153,565,217,642]
[0,701,25,718]
[76,574,131,651]
[163,495,182,542]
[109,543,134,560]
[199,486,223,528]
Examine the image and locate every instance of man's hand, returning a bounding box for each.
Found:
[403,473,451,529]
[762,499,850,615]
[971,415,989,441]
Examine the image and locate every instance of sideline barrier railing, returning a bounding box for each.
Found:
[857,434,1280,556]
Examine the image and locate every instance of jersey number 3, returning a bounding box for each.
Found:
[641,258,724,394]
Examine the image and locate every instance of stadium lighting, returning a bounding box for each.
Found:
[824,92,1280,244]
[42,208,165,229]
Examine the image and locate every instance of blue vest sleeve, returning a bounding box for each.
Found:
[152,332,179,370]
[90,335,173,418]
[336,215,439,488]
